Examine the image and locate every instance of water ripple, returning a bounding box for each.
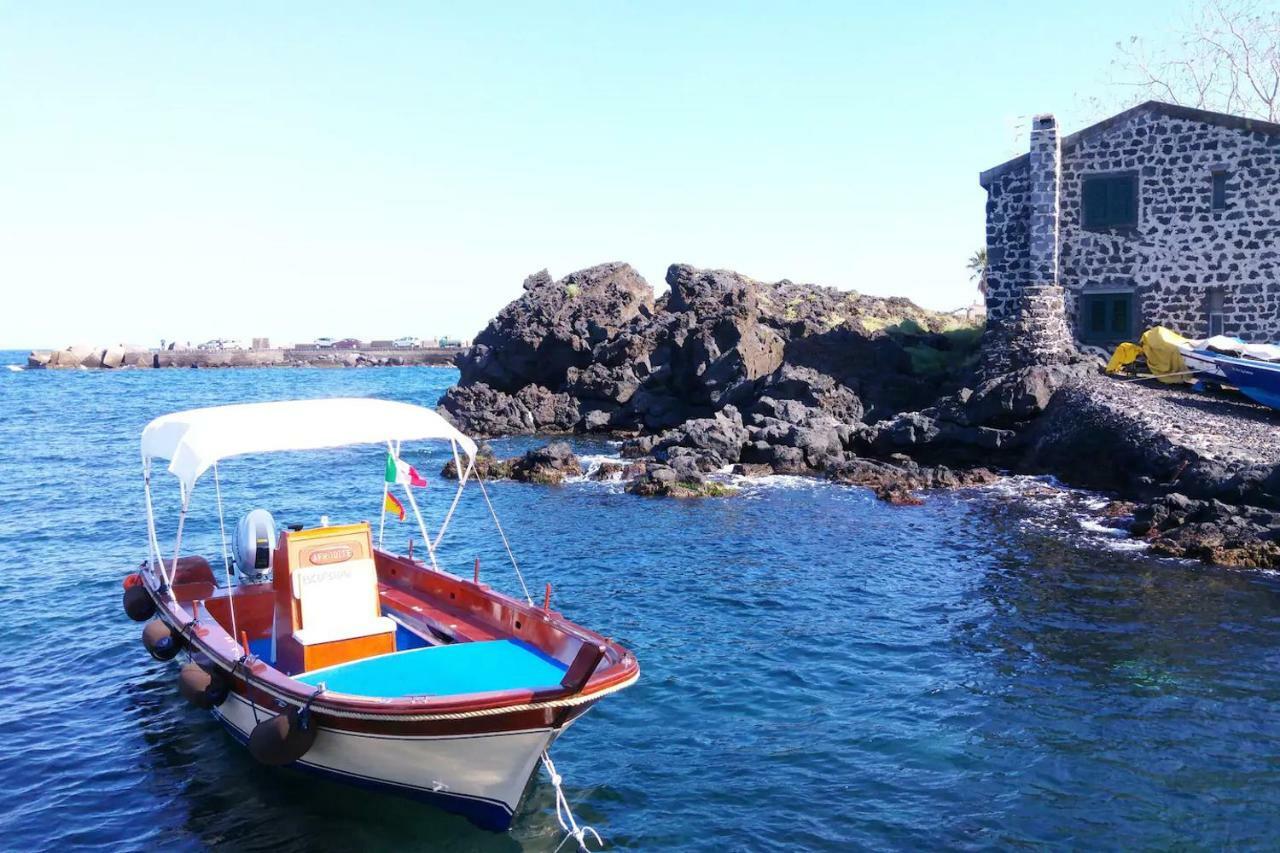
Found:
[3,354,1280,850]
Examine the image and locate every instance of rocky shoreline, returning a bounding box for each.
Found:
[437,262,1280,568]
[26,345,459,369]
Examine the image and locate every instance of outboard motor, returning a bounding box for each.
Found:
[234,509,276,584]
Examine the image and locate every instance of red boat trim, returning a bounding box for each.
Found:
[139,553,639,729]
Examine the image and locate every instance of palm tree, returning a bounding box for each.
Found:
[966,248,989,296]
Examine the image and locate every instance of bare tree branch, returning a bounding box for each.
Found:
[1110,0,1279,121]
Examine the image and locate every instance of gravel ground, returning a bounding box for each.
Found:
[1085,375,1280,469]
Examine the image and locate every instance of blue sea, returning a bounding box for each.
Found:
[3,351,1280,851]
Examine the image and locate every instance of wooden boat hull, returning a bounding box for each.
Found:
[1181,347,1226,379]
[1195,350,1280,410]
[213,689,562,829]
[130,543,638,832]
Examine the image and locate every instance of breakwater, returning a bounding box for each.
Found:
[26,345,459,369]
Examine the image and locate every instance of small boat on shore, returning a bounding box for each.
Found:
[1107,327,1280,387]
[1189,350,1280,410]
[1183,335,1280,382]
[1180,343,1226,380]
[122,398,638,842]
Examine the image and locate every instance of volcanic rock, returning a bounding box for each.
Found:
[456,263,654,394]
[624,462,737,498]
[508,442,583,484]
[826,457,999,504]
[440,261,976,443]
[1131,494,1280,568]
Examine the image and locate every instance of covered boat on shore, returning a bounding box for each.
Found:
[122,398,638,843]
[1188,350,1280,411]
[1105,327,1280,386]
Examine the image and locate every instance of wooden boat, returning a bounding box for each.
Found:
[1179,345,1226,379]
[1182,335,1280,381]
[122,398,638,840]
[1191,350,1280,410]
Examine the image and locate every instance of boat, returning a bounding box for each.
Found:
[1180,347,1225,379]
[1182,334,1280,381]
[1105,327,1280,383]
[1190,350,1280,410]
[122,398,638,843]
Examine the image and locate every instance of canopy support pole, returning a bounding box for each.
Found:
[166,487,191,593]
[432,442,471,551]
[142,461,165,583]
[213,462,238,642]
[378,441,392,549]
[401,479,440,571]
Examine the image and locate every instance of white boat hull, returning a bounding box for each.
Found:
[214,692,555,828]
[1181,347,1226,379]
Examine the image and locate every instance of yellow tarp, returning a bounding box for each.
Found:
[1105,327,1191,384]
[1105,342,1143,374]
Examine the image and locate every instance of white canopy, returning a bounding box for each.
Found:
[141,397,477,492]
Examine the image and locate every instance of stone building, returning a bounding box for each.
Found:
[981,101,1280,353]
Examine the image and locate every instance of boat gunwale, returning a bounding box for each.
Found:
[139,559,640,720]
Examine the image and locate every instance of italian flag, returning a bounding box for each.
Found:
[384,492,405,521]
[385,453,427,487]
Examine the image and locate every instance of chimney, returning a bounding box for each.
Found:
[1028,114,1061,287]
[976,112,1075,379]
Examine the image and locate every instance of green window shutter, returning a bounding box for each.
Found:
[1083,175,1137,228]
[1083,178,1108,228]
[1110,177,1136,225]
[1110,296,1129,335]
[1089,298,1107,335]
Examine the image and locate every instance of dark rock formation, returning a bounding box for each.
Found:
[440,261,976,450]
[440,445,514,480]
[624,462,737,498]
[1131,494,1280,568]
[459,264,654,393]
[826,457,999,505]
[440,442,582,484]
[507,442,583,484]
[858,363,1091,463]
[437,259,1280,567]
[1019,376,1280,506]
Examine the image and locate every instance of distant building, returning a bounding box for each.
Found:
[252,337,270,350]
[981,101,1280,346]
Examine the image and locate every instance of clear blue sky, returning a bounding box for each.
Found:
[0,1,1182,348]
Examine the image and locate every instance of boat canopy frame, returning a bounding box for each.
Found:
[136,398,531,613]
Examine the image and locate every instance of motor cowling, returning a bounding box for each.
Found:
[248,707,317,765]
[234,509,276,584]
[142,619,184,661]
[178,662,229,709]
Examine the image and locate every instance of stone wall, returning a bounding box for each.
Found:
[984,103,1280,346]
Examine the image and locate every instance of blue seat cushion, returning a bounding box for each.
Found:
[294,639,568,698]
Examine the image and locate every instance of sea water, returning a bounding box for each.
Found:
[2,352,1280,851]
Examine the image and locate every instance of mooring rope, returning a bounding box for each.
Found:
[540,751,602,852]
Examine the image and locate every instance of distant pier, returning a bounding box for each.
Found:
[26,345,461,369]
